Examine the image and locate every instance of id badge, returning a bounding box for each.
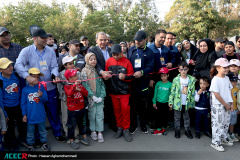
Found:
[39,60,48,71]
[186,59,190,64]
[135,58,141,68]
[160,57,165,65]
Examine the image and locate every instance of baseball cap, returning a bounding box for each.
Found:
[69,39,80,45]
[110,44,121,54]
[0,27,10,36]
[229,59,240,67]
[215,37,225,43]
[80,36,88,41]
[214,58,231,67]
[64,69,77,80]
[227,72,238,81]
[32,28,49,38]
[28,68,44,76]
[62,56,74,65]
[159,67,169,74]
[80,43,88,51]
[0,58,13,69]
[134,30,146,42]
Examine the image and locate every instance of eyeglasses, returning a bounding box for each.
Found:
[0,34,10,38]
[179,69,188,71]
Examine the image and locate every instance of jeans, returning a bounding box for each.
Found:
[67,109,86,139]
[27,122,47,146]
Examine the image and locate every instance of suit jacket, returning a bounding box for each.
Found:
[89,46,111,74]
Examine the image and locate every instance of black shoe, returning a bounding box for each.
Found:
[141,127,148,134]
[129,127,138,135]
[205,132,212,138]
[185,130,193,139]
[34,139,42,148]
[175,129,180,139]
[195,132,200,139]
[55,135,66,143]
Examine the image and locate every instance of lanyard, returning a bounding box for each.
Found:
[186,52,191,59]
[136,44,146,58]
[35,48,45,61]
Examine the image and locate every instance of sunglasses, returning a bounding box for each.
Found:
[179,69,188,71]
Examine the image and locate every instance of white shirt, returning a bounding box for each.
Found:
[180,77,189,105]
[209,76,233,105]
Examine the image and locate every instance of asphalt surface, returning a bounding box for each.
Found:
[16,121,240,160]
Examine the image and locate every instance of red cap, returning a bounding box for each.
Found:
[159,67,169,74]
[64,69,77,80]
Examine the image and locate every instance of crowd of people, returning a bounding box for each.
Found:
[0,26,240,152]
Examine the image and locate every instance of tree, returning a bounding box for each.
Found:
[165,0,222,40]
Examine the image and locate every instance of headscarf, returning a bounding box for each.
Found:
[194,39,215,70]
[229,36,240,52]
[83,52,97,93]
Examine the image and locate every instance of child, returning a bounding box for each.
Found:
[0,57,27,151]
[64,69,89,150]
[105,44,134,142]
[0,107,7,151]
[152,67,172,135]
[226,72,239,142]
[228,59,240,89]
[21,68,49,151]
[80,53,106,143]
[169,61,196,139]
[209,58,234,152]
[57,56,81,141]
[194,77,211,139]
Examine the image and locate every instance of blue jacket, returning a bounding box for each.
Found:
[168,45,180,67]
[128,45,154,98]
[21,84,48,124]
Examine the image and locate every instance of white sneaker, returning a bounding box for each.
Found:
[221,139,233,146]
[91,132,98,141]
[229,133,239,142]
[98,133,104,143]
[210,143,225,152]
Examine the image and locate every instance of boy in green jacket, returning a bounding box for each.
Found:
[169,61,196,139]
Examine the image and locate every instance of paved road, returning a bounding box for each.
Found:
[17,121,240,160]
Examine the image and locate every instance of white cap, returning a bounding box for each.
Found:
[62,56,74,65]
[229,59,240,67]
[214,58,231,67]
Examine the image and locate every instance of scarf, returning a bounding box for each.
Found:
[83,52,97,93]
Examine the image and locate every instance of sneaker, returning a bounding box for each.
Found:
[55,135,66,143]
[80,138,89,146]
[123,129,132,142]
[161,129,167,135]
[221,139,233,146]
[228,133,239,142]
[185,130,193,139]
[34,139,42,148]
[41,143,50,151]
[28,146,34,151]
[175,129,180,139]
[67,139,80,144]
[113,128,123,139]
[195,132,200,139]
[91,132,98,141]
[235,133,240,139]
[129,127,138,135]
[98,133,104,143]
[141,127,148,134]
[151,129,160,135]
[210,143,224,152]
[70,141,80,150]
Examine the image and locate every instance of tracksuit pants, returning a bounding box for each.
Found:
[110,94,130,130]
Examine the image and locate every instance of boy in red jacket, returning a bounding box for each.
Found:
[64,69,88,150]
[105,44,134,142]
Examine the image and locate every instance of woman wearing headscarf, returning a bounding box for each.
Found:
[192,38,218,80]
[229,36,240,53]
[180,39,198,75]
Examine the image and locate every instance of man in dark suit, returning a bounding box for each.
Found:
[88,32,117,132]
